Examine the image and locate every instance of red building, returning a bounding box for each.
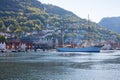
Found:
[6,37,34,50]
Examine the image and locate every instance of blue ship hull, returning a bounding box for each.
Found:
[56,46,102,52]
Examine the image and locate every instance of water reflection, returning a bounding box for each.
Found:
[0,50,120,80]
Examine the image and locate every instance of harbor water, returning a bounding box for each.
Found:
[0,50,120,80]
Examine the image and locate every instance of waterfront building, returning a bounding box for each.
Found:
[6,37,34,51]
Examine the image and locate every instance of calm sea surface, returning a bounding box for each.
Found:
[0,50,120,80]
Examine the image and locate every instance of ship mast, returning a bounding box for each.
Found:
[87,14,91,41]
[87,15,96,46]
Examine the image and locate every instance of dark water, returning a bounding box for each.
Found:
[0,50,120,80]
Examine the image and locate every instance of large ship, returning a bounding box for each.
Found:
[56,45,102,52]
[56,15,103,52]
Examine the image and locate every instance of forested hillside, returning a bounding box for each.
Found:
[0,0,81,32]
[0,0,120,41]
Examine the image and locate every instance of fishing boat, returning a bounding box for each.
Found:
[56,15,103,52]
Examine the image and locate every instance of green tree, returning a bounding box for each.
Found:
[35,24,42,31]
[15,27,22,38]
[0,35,6,42]
[0,19,6,32]
[9,24,16,33]
[1,22,6,32]
[14,20,20,28]
[22,26,30,32]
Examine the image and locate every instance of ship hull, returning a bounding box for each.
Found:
[56,46,102,52]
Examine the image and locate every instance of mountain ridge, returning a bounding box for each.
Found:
[99,16,120,34]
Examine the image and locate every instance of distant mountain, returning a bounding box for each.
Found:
[99,17,120,34]
[0,0,120,41]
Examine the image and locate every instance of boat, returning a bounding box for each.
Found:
[56,15,103,52]
[56,45,102,52]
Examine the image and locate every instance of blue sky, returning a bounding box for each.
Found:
[38,0,120,23]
